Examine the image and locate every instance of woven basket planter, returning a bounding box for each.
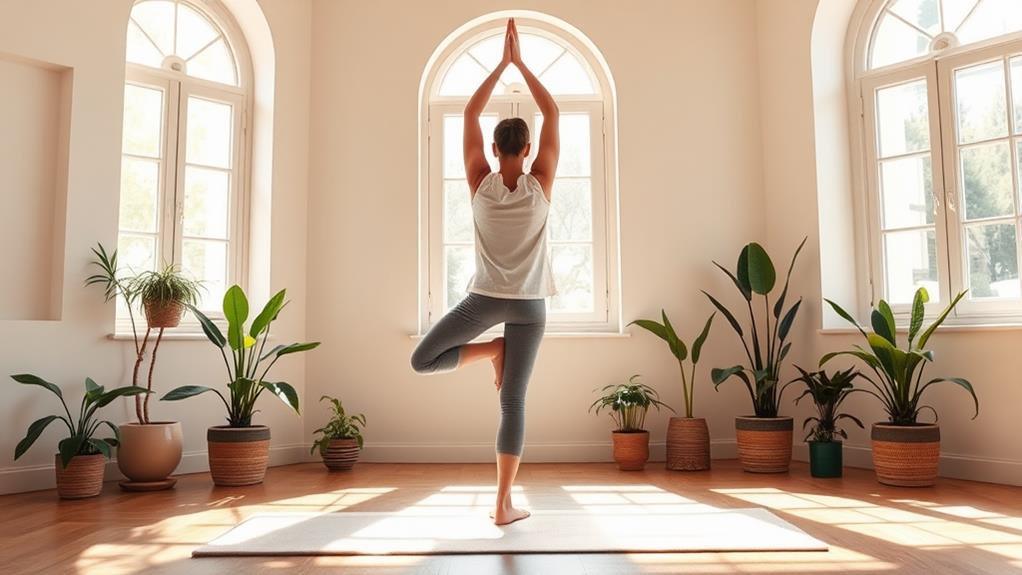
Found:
[735,416,793,473]
[54,453,106,499]
[144,300,184,328]
[207,426,271,486]
[322,438,360,471]
[665,417,710,471]
[612,430,649,471]
[871,423,940,487]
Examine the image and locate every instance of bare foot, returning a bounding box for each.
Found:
[490,337,505,390]
[493,506,531,526]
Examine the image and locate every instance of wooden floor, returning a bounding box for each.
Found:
[2,461,1021,575]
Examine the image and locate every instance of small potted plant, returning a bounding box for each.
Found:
[161,285,320,486]
[630,311,715,470]
[824,287,978,486]
[791,366,863,478]
[589,375,673,471]
[86,244,202,490]
[706,238,806,473]
[11,374,148,499]
[311,395,367,471]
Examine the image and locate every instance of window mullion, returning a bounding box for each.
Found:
[931,59,958,310]
[169,80,185,267]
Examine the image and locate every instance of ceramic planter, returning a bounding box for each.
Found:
[207,425,270,486]
[144,300,184,328]
[665,417,710,471]
[735,416,793,473]
[116,421,183,490]
[612,430,649,471]
[871,423,940,487]
[808,440,843,478]
[321,438,360,471]
[54,453,106,499]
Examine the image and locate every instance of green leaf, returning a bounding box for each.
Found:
[908,287,929,346]
[867,333,902,383]
[189,305,226,348]
[735,249,753,298]
[161,385,218,401]
[876,300,897,345]
[274,342,321,358]
[629,319,669,342]
[661,310,687,361]
[250,289,287,338]
[920,377,979,419]
[744,243,776,295]
[94,385,149,409]
[14,415,60,460]
[774,237,806,318]
[917,290,967,349]
[11,374,63,399]
[228,378,256,399]
[223,285,250,350]
[85,377,103,400]
[261,381,300,414]
[691,313,715,364]
[777,299,802,342]
[58,436,84,469]
[824,299,868,338]
[714,261,751,301]
[88,438,112,459]
[702,291,744,337]
[711,365,746,386]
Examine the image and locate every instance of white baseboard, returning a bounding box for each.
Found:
[358,439,739,463]
[0,443,308,496]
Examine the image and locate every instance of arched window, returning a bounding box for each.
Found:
[856,0,1022,321]
[118,0,250,323]
[420,15,620,332]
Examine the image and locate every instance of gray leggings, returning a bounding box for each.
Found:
[410,293,546,456]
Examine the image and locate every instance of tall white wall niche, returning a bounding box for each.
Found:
[0,53,72,321]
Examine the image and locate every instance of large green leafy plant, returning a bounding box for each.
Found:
[705,239,806,417]
[792,366,863,442]
[11,375,149,467]
[629,311,714,418]
[311,395,367,455]
[161,285,320,427]
[589,375,674,432]
[823,287,978,425]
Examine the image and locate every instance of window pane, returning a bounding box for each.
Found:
[443,114,497,179]
[549,178,593,241]
[130,1,175,56]
[522,34,566,75]
[119,157,160,233]
[438,54,489,97]
[889,0,941,35]
[955,60,1008,145]
[118,234,156,274]
[943,0,980,32]
[966,221,1019,298]
[884,228,939,305]
[961,141,1013,219]
[876,80,930,158]
[182,239,227,310]
[445,245,475,310]
[880,155,933,228]
[956,0,1022,45]
[550,244,594,313]
[186,97,233,168]
[539,52,596,95]
[870,13,931,69]
[534,113,590,177]
[187,38,237,86]
[123,84,163,158]
[1010,56,1022,134]
[444,180,474,243]
[176,3,220,61]
[183,166,230,239]
[126,20,164,67]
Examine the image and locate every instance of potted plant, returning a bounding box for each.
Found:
[311,395,367,471]
[823,287,978,486]
[630,311,715,470]
[791,366,863,478]
[589,375,674,471]
[86,244,201,490]
[11,374,148,499]
[162,285,320,486]
[705,238,806,473]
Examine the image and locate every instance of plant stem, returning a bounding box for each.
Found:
[678,360,691,418]
[131,326,152,424]
[143,327,165,424]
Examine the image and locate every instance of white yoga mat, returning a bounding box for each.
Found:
[193,507,828,556]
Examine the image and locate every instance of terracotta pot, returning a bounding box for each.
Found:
[665,417,710,471]
[612,430,649,471]
[116,422,182,490]
[735,416,793,473]
[871,423,940,487]
[54,453,106,499]
[144,300,184,328]
[322,438,360,471]
[207,425,270,486]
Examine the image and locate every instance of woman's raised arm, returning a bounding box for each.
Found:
[464,21,514,194]
[510,19,559,197]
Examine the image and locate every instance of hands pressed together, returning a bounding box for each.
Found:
[500,18,525,69]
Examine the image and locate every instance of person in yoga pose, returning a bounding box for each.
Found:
[410,18,559,526]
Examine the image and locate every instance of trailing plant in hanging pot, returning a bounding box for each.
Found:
[791,366,863,478]
[823,287,978,486]
[311,395,367,472]
[162,285,320,486]
[704,238,806,473]
[589,375,674,471]
[630,311,715,471]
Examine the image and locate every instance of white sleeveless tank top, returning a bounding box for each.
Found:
[466,172,557,299]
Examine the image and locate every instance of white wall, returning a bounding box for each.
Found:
[0,0,312,495]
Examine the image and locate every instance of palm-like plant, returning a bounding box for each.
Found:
[822,287,978,425]
[311,395,367,455]
[705,238,807,417]
[589,375,674,432]
[161,285,320,427]
[629,311,714,418]
[792,366,863,442]
[12,374,149,467]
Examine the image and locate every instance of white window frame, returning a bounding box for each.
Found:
[419,19,621,334]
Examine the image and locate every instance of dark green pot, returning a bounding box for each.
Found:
[808,441,843,478]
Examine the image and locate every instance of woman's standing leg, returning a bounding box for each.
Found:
[493,299,545,525]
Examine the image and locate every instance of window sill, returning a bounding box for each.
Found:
[819,322,1022,335]
[109,331,210,341]
[409,331,630,341]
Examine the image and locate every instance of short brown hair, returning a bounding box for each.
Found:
[494,117,530,156]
